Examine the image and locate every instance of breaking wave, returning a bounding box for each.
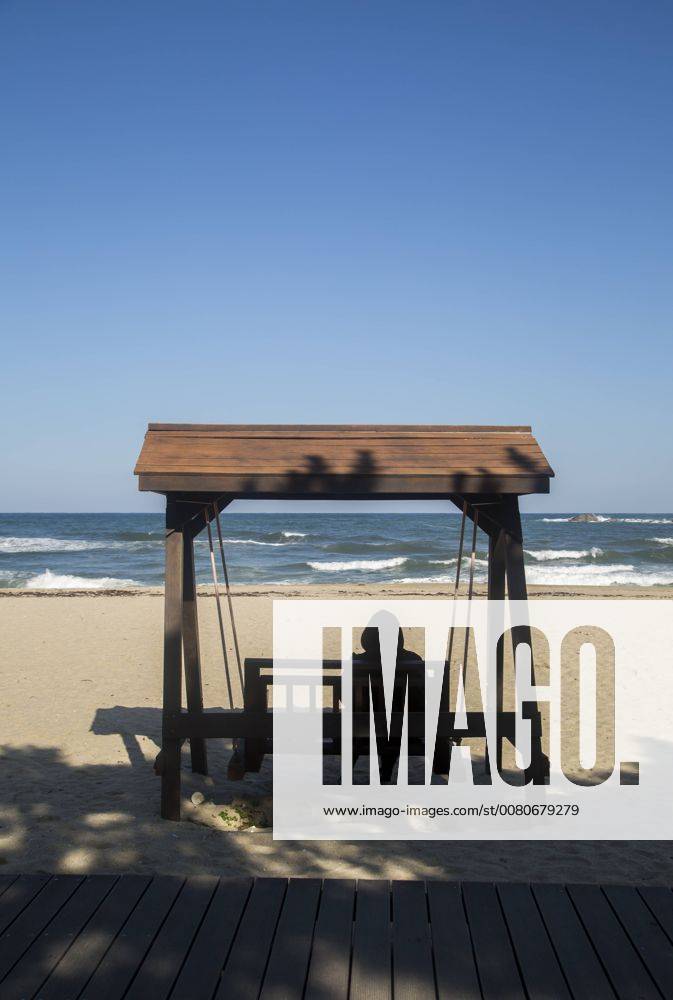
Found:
[526,563,673,586]
[0,536,108,553]
[541,516,673,525]
[541,516,611,523]
[0,536,161,554]
[615,518,673,525]
[308,557,408,572]
[526,548,603,561]
[430,557,489,567]
[24,569,140,590]
[219,538,289,547]
[207,530,308,547]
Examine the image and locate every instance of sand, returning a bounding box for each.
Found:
[1,583,673,883]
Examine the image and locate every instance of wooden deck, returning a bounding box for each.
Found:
[1,875,673,999]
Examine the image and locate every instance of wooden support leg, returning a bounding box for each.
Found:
[242,661,266,773]
[161,501,185,820]
[487,524,507,776]
[503,497,549,784]
[182,530,208,775]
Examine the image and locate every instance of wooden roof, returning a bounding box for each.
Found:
[134,424,554,497]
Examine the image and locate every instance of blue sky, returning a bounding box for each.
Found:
[1,1,671,512]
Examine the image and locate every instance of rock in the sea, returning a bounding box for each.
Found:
[569,513,604,523]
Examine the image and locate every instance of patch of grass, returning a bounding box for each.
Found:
[217,797,270,830]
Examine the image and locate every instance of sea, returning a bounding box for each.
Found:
[1,512,673,590]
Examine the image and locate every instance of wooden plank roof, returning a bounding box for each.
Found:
[134,424,554,497]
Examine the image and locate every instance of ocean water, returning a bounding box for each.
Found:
[1,512,673,590]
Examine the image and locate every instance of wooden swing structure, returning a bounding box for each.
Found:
[134,424,554,820]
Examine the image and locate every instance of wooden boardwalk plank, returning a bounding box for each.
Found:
[0,874,50,936]
[604,885,673,998]
[462,882,524,1000]
[261,878,322,999]
[80,875,183,1000]
[125,875,218,1000]
[305,879,355,1000]
[392,881,435,1000]
[0,875,117,1000]
[215,877,287,999]
[0,876,18,900]
[2,875,673,1000]
[38,875,150,1000]
[532,884,615,1000]
[568,884,660,1000]
[0,875,82,983]
[427,882,481,1000]
[498,883,571,999]
[350,879,391,1000]
[171,877,252,1000]
[639,886,673,943]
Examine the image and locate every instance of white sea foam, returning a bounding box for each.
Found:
[0,536,109,553]
[429,557,489,569]
[25,569,140,590]
[198,533,302,547]
[308,557,407,572]
[652,537,673,546]
[0,536,160,553]
[526,563,673,586]
[525,547,603,561]
[542,516,673,525]
[616,518,673,525]
[227,538,289,547]
[392,562,673,587]
[541,516,611,523]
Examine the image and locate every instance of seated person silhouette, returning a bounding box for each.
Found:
[352,626,424,782]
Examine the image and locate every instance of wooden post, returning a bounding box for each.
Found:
[161,500,185,820]
[242,660,267,773]
[182,528,207,775]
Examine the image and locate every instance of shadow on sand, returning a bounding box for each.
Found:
[0,707,670,885]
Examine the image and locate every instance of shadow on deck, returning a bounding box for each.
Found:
[1,874,673,998]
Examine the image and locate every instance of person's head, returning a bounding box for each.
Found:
[360,627,404,657]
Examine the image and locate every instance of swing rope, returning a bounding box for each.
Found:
[444,500,468,671]
[213,502,244,692]
[204,507,235,709]
[461,507,479,673]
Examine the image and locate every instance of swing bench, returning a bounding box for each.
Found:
[134,423,554,820]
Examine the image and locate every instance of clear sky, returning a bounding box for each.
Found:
[1,1,671,513]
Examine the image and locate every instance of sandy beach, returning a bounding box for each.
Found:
[2,583,673,884]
